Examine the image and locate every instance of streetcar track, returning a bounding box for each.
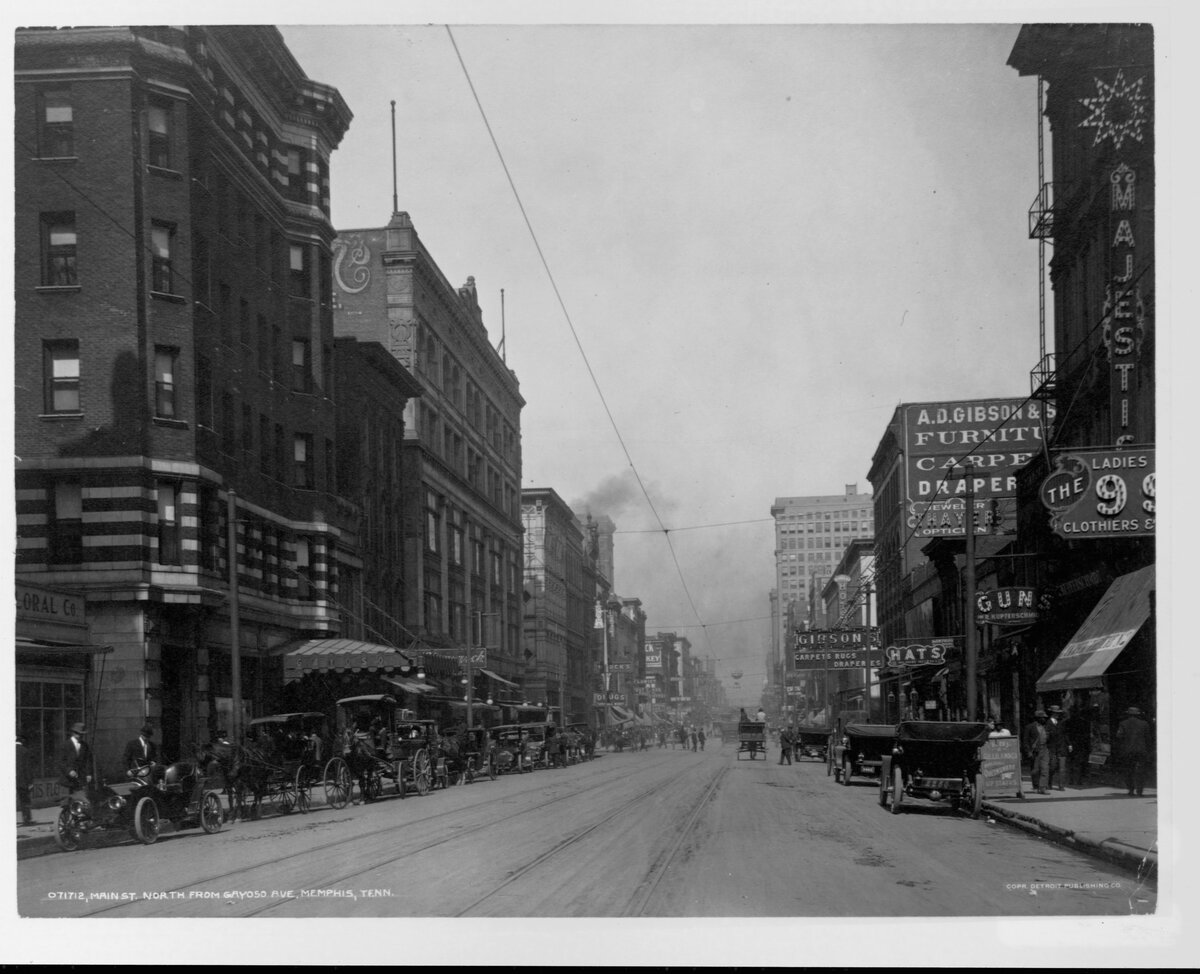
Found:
[623,764,728,916]
[71,752,682,917]
[452,761,719,917]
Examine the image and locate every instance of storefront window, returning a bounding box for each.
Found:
[18,678,84,781]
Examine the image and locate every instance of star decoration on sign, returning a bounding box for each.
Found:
[1078,69,1149,150]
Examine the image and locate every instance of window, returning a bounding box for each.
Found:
[147,99,172,168]
[199,484,222,572]
[424,490,441,555]
[286,147,305,200]
[291,339,310,392]
[48,481,83,564]
[41,213,77,286]
[151,222,175,293]
[242,404,253,453]
[38,89,73,157]
[154,347,178,418]
[275,424,286,482]
[294,433,313,488]
[289,244,309,296]
[296,537,315,600]
[221,394,235,455]
[156,481,181,565]
[43,341,80,413]
[423,571,442,633]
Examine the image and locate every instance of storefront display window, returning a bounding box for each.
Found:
[18,676,84,781]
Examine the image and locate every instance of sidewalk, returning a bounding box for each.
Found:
[17,803,76,860]
[982,774,1158,880]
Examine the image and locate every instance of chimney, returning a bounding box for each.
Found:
[846,483,857,496]
[595,515,617,589]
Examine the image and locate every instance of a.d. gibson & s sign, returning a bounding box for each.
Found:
[1040,446,1155,540]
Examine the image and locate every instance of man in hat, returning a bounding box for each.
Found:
[16,730,34,826]
[59,722,92,793]
[1021,710,1051,794]
[1046,705,1068,791]
[1064,706,1093,786]
[122,723,161,781]
[1115,706,1152,797]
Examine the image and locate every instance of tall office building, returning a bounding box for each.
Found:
[770,485,874,669]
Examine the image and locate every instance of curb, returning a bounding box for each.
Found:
[16,834,61,861]
[981,800,1157,879]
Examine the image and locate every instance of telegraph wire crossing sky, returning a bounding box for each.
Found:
[278,22,1050,698]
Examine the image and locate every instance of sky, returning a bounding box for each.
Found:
[277,17,1046,704]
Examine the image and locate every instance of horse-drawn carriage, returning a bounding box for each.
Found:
[879,720,989,818]
[336,694,446,801]
[566,723,596,761]
[832,723,897,786]
[737,720,767,760]
[247,712,353,812]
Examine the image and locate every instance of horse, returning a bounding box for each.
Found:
[197,737,275,822]
[342,729,391,802]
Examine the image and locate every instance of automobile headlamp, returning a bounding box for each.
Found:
[69,799,88,815]
[106,795,126,812]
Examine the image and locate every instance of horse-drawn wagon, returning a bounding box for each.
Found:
[737,720,767,760]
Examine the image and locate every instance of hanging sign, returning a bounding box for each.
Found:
[1040,447,1155,539]
[975,587,1039,626]
[883,640,953,668]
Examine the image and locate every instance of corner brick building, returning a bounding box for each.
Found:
[14,26,354,786]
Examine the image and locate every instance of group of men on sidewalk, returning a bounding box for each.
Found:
[1022,704,1152,796]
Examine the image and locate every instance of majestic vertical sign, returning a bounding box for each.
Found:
[1079,69,1151,447]
[902,400,1055,537]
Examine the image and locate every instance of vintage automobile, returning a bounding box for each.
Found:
[489,723,534,774]
[55,760,224,851]
[520,721,561,770]
[455,726,497,784]
[793,724,832,761]
[832,723,897,785]
[879,720,990,818]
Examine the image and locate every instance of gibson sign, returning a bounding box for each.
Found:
[1040,447,1155,540]
[793,628,880,671]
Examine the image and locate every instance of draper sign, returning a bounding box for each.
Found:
[903,399,1056,537]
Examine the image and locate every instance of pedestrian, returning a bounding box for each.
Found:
[16,730,34,826]
[756,708,767,725]
[1115,706,1152,797]
[698,727,706,751]
[778,724,794,765]
[677,726,688,749]
[122,722,160,780]
[59,721,93,794]
[1046,705,1067,791]
[689,726,698,751]
[1064,706,1092,785]
[1021,710,1051,794]
[987,716,1012,738]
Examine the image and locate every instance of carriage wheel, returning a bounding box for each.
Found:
[323,757,352,810]
[413,748,431,796]
[971,772,984,820]
[134,796,160,844]
[363,769,383,803]
[200,791,224,833]
[294,767,313,813]
[842,755,853,786]
[277,774,298,814]
[55,807,81,852]
[890,764,904,815]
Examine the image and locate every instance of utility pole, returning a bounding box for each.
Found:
[227,489,242,745]
[947,464,979,721]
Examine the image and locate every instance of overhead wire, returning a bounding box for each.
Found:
[444,25,712,652]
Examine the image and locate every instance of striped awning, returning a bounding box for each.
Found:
[478,668,520,689]
[382,676,435,695]
[609,705,636,724]
[17,637,112,655]
[277,638,416,683]
[1036,566,1155,692]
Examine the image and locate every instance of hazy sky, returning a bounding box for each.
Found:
[278,19,1045,702]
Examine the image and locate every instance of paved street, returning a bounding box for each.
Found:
[18,741,1152,919]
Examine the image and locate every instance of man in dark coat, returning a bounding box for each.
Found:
[1022,710,1051,794]
[1046,705,1067,791]
[122,723,160,779]
[1115,706,1152,796]
[59,722,92,793]
[778,725,794,765]
[16,730,34,825]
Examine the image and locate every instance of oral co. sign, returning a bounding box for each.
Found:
[1040,447,1155,539]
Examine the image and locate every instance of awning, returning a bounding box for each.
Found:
[1036,566,1155,693]
[17,637,112,655]
[609,705,635,724]
[276,638,416,683]
[479,668,520,689]
[382,676,434,695]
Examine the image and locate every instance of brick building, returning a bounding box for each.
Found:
[332,212,525,686]
[14,26,352,785]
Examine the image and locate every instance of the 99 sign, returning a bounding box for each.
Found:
[1040,447,1155,539]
